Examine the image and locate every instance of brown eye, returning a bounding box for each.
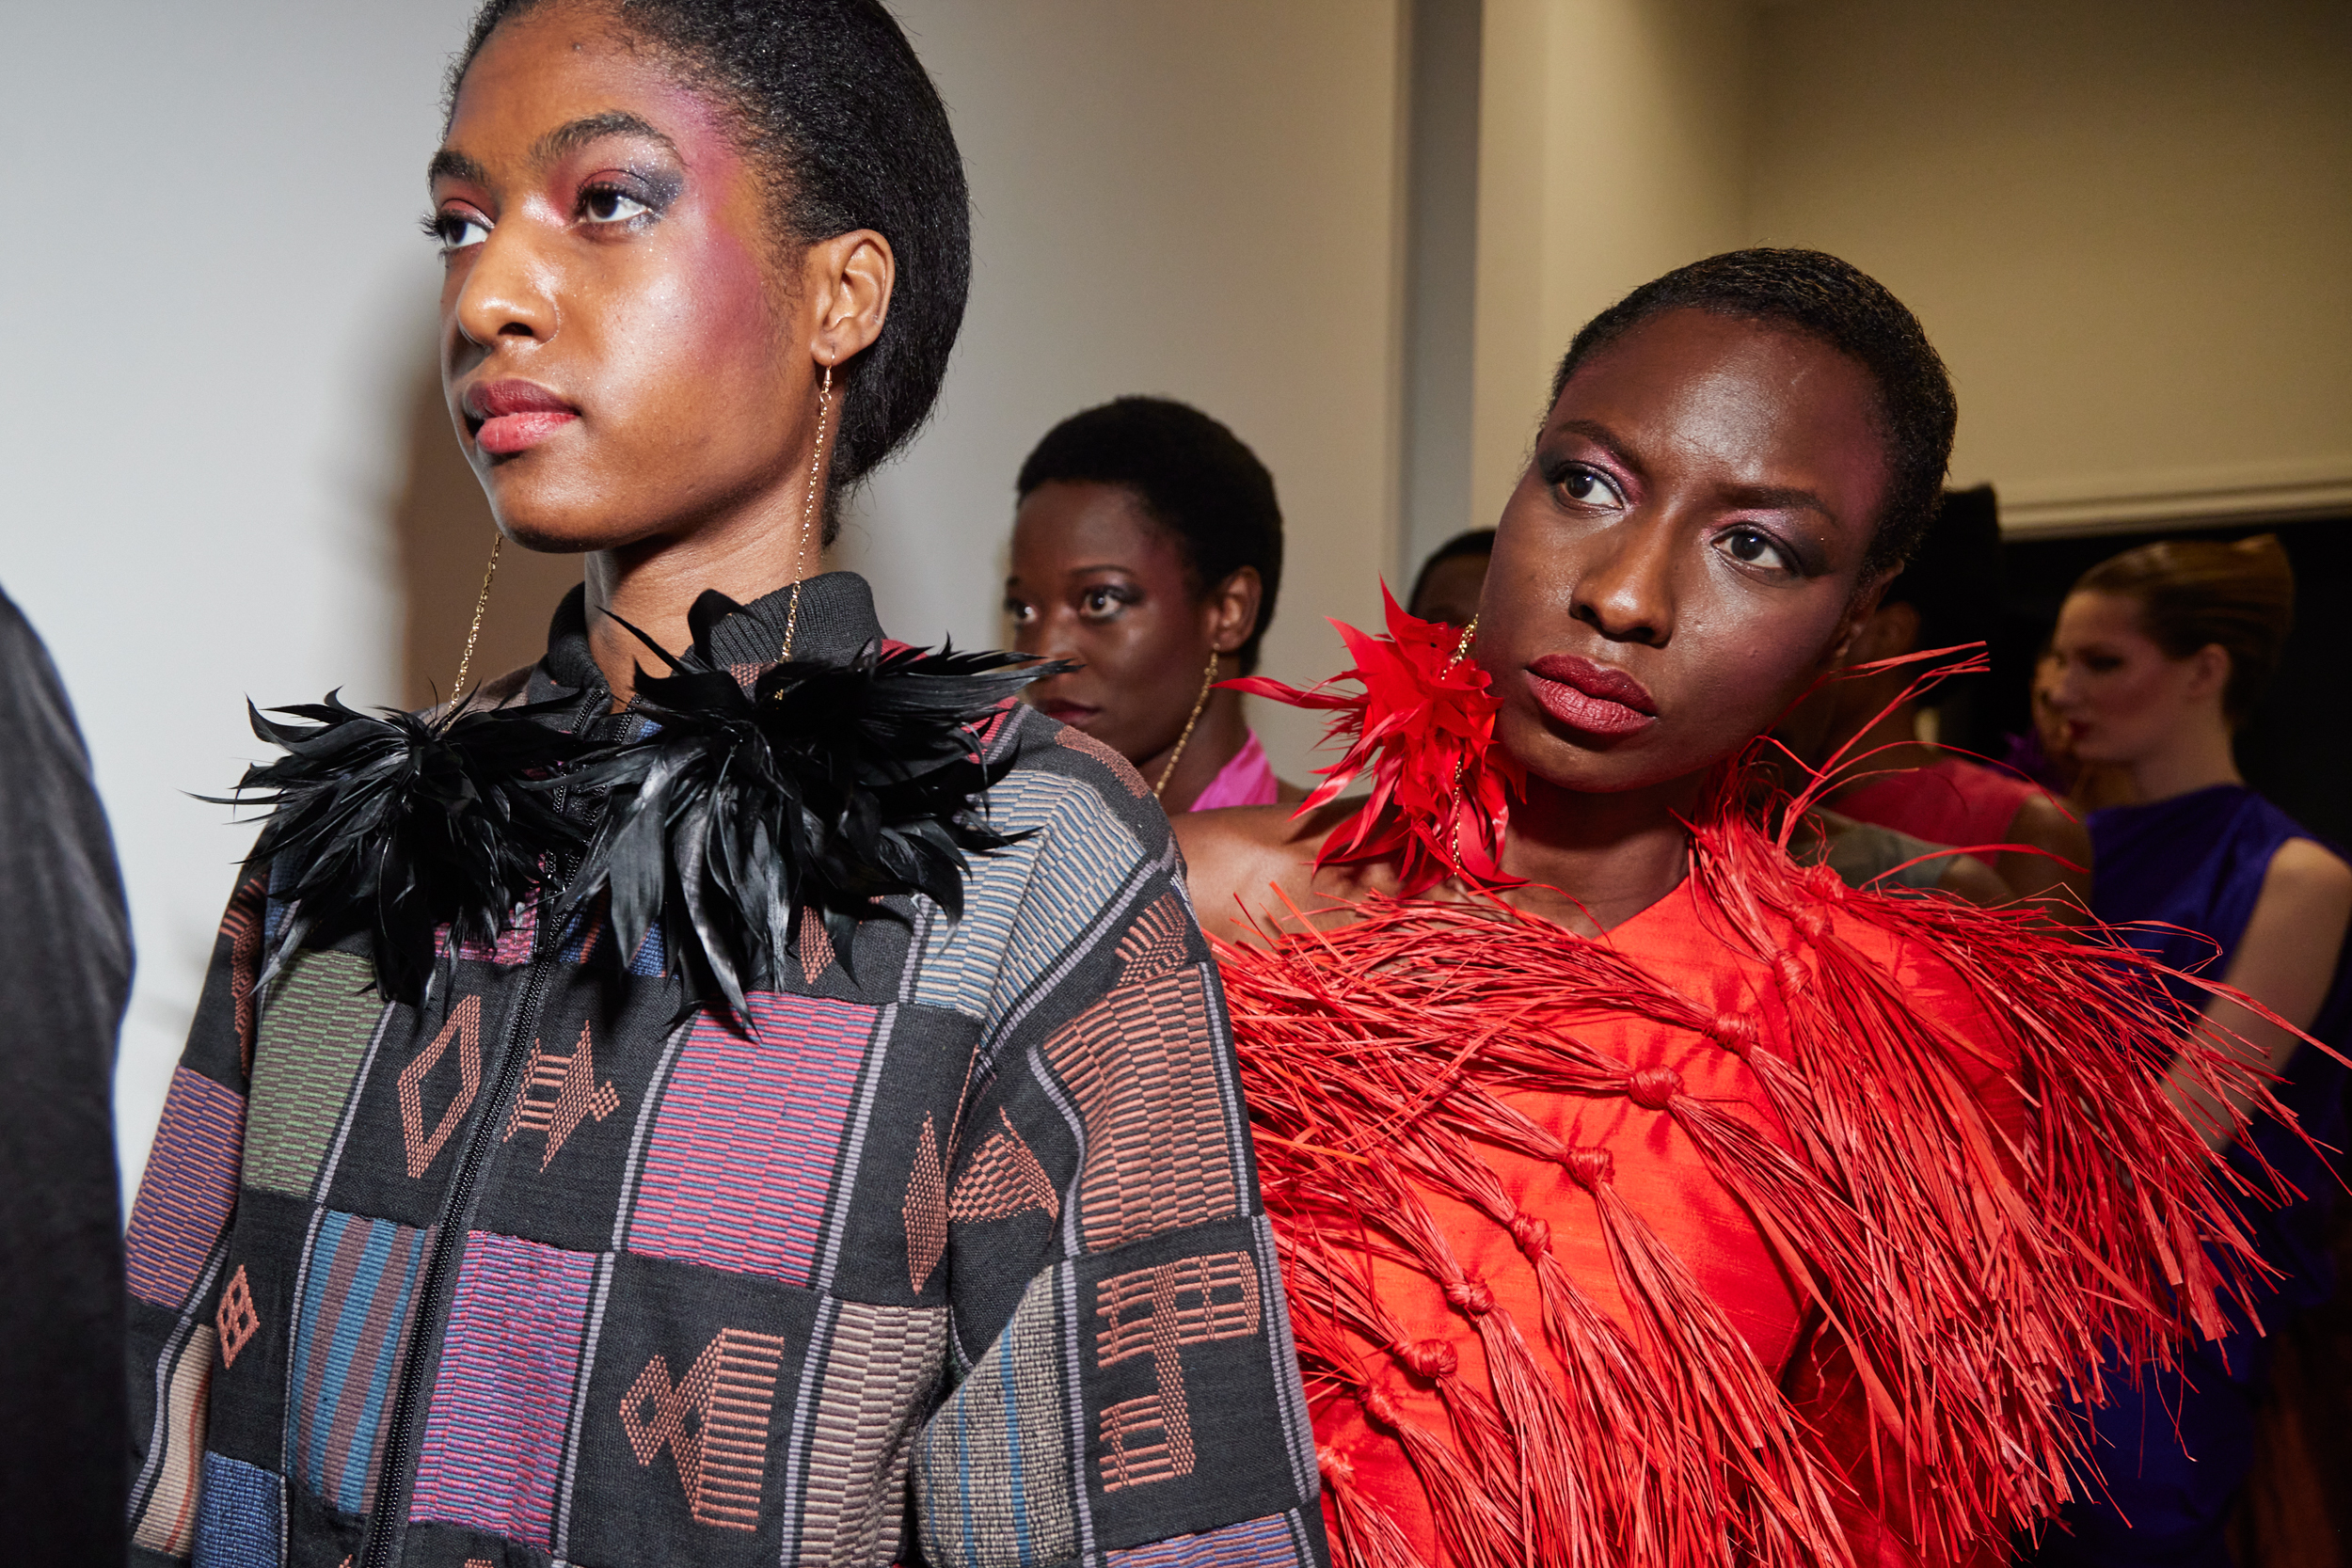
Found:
[581,187,650,225]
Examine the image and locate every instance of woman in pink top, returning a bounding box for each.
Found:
[1006,396,1305,813]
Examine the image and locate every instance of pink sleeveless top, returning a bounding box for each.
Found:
[1187,731,1280,811]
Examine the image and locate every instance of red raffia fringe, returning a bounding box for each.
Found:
[1217,609,2331,1568]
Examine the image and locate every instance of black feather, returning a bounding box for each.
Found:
[212,692,593,1006]
[561,591,1055,1022]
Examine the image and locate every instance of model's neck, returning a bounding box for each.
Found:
[1497,769,1708,935]
[1138,679,1249,815]
[583,501,817,702]
[2125,718,2242,804]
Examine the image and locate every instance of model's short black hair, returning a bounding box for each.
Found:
[1016,397,1284,675]
[452,0,970,535]
[1549,248,1957,578]
[1883,485,2001,706]
[1407,529,1495,611]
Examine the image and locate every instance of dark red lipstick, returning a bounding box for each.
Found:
[1525,653,1658,737]
[463,379,580,455]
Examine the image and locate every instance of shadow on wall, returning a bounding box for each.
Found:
[390,359,582,708]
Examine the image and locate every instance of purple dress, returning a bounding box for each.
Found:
[2035,785,2352,1567]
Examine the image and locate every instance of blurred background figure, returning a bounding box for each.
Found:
[2029,535,2352,1568]
[1007,396,1304,813]
[0,587,131,1563]
[2009,641,2137,812]
[1405,528,1493,626]
[1776,486,2092,917]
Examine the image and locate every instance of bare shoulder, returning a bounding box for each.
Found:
[1932,851,2011,910]
[2007,790,2092,861]
[1174,800,1360,945]
[2261,835,2352,912]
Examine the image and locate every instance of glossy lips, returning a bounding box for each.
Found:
[464,380,580,455]
[1033,699,1100,729]
[1524,653,1658,737]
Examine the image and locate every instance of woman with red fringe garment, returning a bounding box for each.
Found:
[1179,249,2322,1568]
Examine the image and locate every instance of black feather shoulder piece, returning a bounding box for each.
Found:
[215,692,594,1006]
[562,590,1053,1020]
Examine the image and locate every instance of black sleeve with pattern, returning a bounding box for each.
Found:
[907,712,1327,1567]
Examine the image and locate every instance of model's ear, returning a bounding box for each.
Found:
[2185,641,2233,705]
[805,229,894,366]
[1206,567,1263,659]
[1821,569,1899,668]
[1847,599,1922,667]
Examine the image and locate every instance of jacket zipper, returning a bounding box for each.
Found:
[358,692,606,1568]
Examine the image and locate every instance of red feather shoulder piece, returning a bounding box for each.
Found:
[1221,606,2329,1568]
[1227,587,1523,895]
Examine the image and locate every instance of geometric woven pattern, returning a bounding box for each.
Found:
[242,948,383,1198]
[285,1211,429,1515]
[948,1109,1060,1226]
[628,993,875,1287]
[911,1272,1075,1568]
[1094,1253,1263,1493]
[794,1301,949,1564]
[501,1020,619,1171]
[1041,969,1239,1253]
[195,1451,284,1565]
[124,1067,244,1307]
[408,1232,596,1548]
[215,1264,260,1369]
[621,1326,788,1532]
[1114,893,1192,987]
[129,1323,217,1558]
[1104,1513,1305,1567]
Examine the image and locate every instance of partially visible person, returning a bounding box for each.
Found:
[2007,641,2136,811]
[0,586,132,1563]
[1008,395,1305,812]
[2031,533,2352,1568]
[1776,484,2092,917]
[1404,528,1492,626]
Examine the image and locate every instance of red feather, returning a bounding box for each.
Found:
[1228,587,1523,895]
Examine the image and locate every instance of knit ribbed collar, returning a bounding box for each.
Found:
[539,572,886,697]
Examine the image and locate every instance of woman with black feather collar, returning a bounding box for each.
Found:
[121,6,1325,1566]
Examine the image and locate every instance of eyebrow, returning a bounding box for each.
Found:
[425,111,681,191]
[1547,420,1648,481]
[534,110,681,165]
[1716,483,1833,520]
[1550,419,1834,520]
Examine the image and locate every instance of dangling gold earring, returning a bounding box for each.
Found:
[782,361,834,661]
[1447,615,1478,670]
[1152,646,1223,802]
[451,532,504,703]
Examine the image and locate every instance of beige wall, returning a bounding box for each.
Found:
[845,0,1409,781]
[1470,0,1754,532]
[1749,0,2352,532]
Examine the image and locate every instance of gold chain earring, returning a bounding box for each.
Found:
[451,532,504,703]
[781,361,834,661]
[1152,646,1223,802]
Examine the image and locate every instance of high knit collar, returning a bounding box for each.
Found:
[540,572,886,696]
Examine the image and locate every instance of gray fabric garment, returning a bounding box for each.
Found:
[1791,807,1951,894]
[0,585,132,1563]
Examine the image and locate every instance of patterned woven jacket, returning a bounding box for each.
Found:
[124,574,1327,1568]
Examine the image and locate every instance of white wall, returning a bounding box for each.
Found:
[0,2,479,1196]
[843,1,1407,777]
[1747,0,2352,533]
[1470,0,1754,532]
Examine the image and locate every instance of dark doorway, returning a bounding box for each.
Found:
[1947,514,2352,848]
